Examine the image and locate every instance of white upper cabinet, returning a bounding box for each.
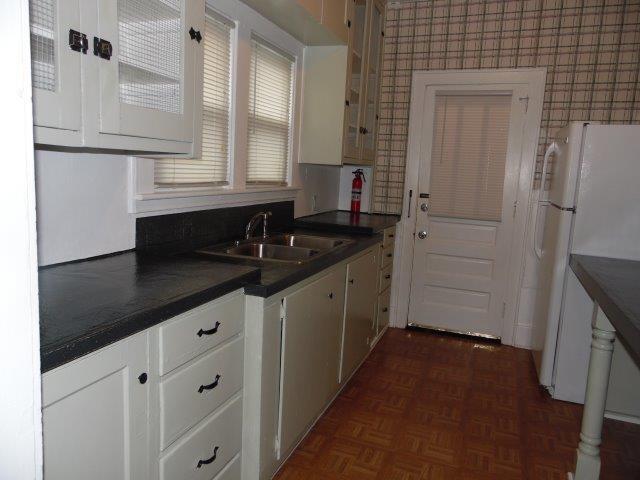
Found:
[343,0,385,165]
[30,0,204,154]
[30,0,83,146]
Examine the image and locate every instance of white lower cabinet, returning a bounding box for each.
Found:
[340,248,379,382]
[42,331,150,480]
[278,268,345,457]
[42,289,245,480]
[243,246,381,480]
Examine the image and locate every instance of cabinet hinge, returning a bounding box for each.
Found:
[501,302,507,318]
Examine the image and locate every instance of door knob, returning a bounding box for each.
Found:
[420,203,428,212]
[418,231,427,239]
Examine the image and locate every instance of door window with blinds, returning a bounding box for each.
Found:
[247,38,295,185]
[154,11,233,187]
[429,94,512,222]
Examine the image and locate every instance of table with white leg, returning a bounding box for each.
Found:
[568,255,640,480]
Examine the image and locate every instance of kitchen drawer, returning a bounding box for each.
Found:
[383,227,396,247]
[160,395,242,480]
[160,336,244,449]
[159,292,244,375]
[381,243,394,269]
[377,287,391,331]
[379,264,392,293]
[213,454,241,480]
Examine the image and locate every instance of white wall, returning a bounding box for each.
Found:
[35,150,135,266]
[338,165,373,212]
[0,0,43,477]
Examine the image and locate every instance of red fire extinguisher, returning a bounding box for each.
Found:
[351,169,366,214]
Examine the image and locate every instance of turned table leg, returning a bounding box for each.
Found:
[571,305,616,480]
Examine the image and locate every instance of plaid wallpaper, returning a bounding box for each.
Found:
[373,0,640,214]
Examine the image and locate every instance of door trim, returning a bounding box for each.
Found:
[389,68,546,346]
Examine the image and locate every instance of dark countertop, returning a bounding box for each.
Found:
[39,252,260,372]
[40,227,386,372]
[294,210,400,235]
[570,254,640,363]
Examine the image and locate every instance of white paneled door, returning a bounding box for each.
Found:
[408,85,530,338]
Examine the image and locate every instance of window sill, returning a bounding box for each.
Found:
[131,185,300,215]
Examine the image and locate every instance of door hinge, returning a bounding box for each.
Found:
[501,302,507,318]
[518,96,529,113]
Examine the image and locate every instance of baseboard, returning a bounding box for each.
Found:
[605,410,640,425]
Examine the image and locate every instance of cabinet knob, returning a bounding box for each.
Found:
[385,274,391,279]
[138,373,148,384]
[349,279,354,284]
[382,307,388,313]
[328,292,334,299]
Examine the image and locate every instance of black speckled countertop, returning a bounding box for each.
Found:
[570,254,640,363]
[294,210,400,235]
[39,252,260,372]
[40,210,399,373]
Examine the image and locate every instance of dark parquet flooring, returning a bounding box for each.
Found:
[274,328,640,479]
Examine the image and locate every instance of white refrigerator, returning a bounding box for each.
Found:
[531,122,640,408]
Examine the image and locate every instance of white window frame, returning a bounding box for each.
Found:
[130,0,303,214]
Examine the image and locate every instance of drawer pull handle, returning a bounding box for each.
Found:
[386,253,392,258]
[384,274,391,279]
[196,445,219,468]
[198,374,221,393]
[197,321,221,337]
[388,234,394,238]
[382,307,388,313]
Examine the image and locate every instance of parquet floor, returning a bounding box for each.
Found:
[274,328,640,480]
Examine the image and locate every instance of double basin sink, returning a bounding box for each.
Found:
[197,234,353,264]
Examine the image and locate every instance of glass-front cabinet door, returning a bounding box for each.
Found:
[342,0,368,160]
[95,0,204,145]
[30,0,82,141]
[360,0,384,163]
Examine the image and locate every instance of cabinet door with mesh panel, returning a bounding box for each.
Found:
[30,0,82,141]
[95,0,203,146]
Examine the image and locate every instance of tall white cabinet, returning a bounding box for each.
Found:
[29,0,204,154]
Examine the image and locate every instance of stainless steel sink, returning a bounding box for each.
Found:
[196,234,353,264]
[264,234,351,251]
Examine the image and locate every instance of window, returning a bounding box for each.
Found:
[154,10,233,187]
[429,94,512,222]
[247,37,295,185]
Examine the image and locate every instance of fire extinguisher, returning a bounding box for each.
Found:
[351,169,366,214]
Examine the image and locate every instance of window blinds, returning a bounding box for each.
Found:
[428,94,512,222]
[247,38,294,185]
[154,12,232,187]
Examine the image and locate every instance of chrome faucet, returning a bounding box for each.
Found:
[245,211,272,239]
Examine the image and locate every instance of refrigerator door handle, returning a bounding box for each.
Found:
[533,142,559,259]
